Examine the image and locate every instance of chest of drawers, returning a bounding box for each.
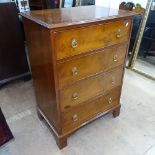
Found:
[22,6,135,149]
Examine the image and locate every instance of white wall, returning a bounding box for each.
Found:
[95,0,148,9]
[95,0,121,9]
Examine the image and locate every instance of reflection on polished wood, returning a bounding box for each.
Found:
[21,6,135,29]
[22,6,135,149]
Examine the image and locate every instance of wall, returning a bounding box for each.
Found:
[95,0,121,9]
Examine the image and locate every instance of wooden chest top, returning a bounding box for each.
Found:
[21,6,135,29]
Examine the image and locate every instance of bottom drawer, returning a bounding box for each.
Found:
[62,86,121,133]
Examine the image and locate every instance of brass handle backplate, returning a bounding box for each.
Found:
[116,29,121,38]
[71,67,78,76]
[113,54,118,62]
[71,39,78,48]
[72,114,78,122]
[108,98,112,104]
[72,92,79,100]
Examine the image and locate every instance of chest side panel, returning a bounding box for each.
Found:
[23,18,61,133]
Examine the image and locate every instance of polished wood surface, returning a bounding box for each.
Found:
[55,19,131,60]
[60,67,123,112]
[22,6,135,149]
[21,6,135,29]
[62,86,121,133]
[57,43,128,88]
[23,18,61,132]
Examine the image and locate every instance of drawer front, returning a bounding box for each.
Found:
[59,67,123,112]
[54,19,131,60]
[62,86,121,133]
[57,44,127,89]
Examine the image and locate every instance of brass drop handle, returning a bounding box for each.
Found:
[72,92,79,100]
[72,114,78,122]
[108,98,112,104]
[71,39,78,48]
[71,67,78,76]
[113,54,118,62]
[111,77,115,85]
[116,29,121,38]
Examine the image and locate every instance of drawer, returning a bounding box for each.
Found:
[59,67,123,112]
[54,19,131,60]
[57,44,127,89]
[61,86,121,133]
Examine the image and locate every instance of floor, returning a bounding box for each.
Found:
[135,56,155,78]
[0,69,155,155]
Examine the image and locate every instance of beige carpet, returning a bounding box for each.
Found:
[0,69,155,155]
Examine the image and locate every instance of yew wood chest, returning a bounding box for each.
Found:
[22,6,135,149]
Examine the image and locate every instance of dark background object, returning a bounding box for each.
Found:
[129,14,142,52]
[0,107,14,147]
[119,2,145,54]
[81,0,95,6]
[62,0,76,7]
[29,0,59,10]
[139,10,155,57]
[0,2,30,87]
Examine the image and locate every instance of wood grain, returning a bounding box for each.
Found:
[62,86,121,133]
[21,6,135,29]
[23,18,61,133]
[59,66,123,112]
[54,19,131,60]
[57,43,128,89]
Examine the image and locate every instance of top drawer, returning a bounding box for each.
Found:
[54,19,131,60]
